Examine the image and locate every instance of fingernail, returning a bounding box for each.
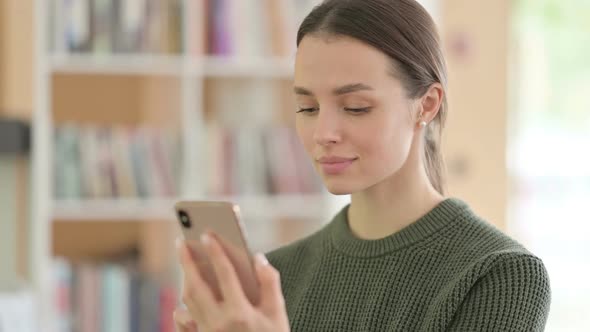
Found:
[175,237,183,249]
[200,232,210,246]
[255,253,269,266]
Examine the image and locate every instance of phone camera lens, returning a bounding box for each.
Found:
[178,210,191,228]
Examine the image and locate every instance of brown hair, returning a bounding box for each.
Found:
[297,0,448,195]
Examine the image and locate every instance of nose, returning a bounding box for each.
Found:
[313,108,342,146]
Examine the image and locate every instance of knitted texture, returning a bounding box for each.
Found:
[267,198,551,331]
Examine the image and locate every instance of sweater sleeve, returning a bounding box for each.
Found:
[446,254,551,332]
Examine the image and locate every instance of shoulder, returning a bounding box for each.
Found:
[428,202,551,330]
[438,201,538,270]
[445,202,550,308]
[463,248,550,294]
[430,199,551,299]
[445,250,551,330]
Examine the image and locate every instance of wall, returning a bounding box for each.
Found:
[0,0,33,281]
[0,0,34,118]
[442,0,510,229]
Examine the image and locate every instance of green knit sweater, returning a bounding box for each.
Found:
[267,198,551,331]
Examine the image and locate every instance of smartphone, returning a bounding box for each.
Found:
[174,201,260,305]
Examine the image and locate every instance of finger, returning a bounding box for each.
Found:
[173,308,198,332]
[177,242,207,320]
[202,232,248,307]
[254,253,286,315]
[177,240,217,319]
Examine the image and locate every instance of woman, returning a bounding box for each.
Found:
[174,0,551,331]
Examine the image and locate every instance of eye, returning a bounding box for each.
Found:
[296,107,319,114]
[344,107,371,114]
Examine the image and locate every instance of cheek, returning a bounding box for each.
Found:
[358,115,413,167]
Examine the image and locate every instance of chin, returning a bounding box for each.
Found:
[322,179,359,195]
[326,187,352,195]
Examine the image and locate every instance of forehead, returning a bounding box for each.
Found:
[294,35,396,89]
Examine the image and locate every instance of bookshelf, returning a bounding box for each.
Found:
[19,0,516,330]
[32,0,343,331]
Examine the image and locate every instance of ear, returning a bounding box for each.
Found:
[417,83,443,123]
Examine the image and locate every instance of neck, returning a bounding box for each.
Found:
[348,141,445,240]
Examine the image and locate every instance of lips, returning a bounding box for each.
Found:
[317,156,357,175]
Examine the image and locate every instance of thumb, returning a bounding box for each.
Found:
[173,307,198,332]
[254,253,285,314]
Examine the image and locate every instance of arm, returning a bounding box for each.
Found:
[446,255,551,332]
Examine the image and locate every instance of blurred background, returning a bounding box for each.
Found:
[0,0,587,331]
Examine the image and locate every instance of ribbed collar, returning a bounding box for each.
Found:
[329,197,470,258]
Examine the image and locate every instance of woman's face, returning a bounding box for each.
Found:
[294,35,419,195]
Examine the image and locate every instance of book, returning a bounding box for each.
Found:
[58,0,93,52]
[52,258,178,332]
[110,126,138,198]
[79,125,102,198]
[52,258,73,332]
[101,264,130,332]
[52,0,182,54]
[62,124,83,198]
[92,0,117,53]
[202,123,321,196]
[203,0,321,58]
[76,263,100,332]
[115,0,148,53]
[54,124,182,200]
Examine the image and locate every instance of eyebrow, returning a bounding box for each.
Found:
[293,83,374,96]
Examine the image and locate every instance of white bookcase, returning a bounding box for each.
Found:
[31,0,348,330]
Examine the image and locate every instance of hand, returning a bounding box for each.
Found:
[177,232,290,332]
[173,307,198,332]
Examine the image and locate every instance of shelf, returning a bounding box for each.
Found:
[50,54,185,76]
[215,193,329,220]
[48,54,294,78]
[200,56,294,78]
[53,194,332,222]
[53,198,178,221]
